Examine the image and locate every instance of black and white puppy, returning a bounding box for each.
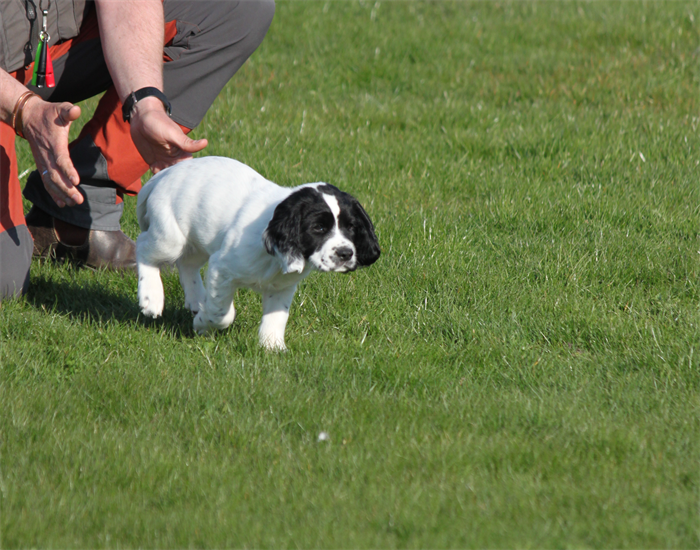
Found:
[136,156,380,350]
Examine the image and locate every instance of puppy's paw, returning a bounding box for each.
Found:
[183,288,205,315]
[193,303,236,333]
[139,287,164,318]
[140,295,164,318]
[184,298,201,316]
[193,311,214,335]
[259,334,287,352]
[138,265,164,319]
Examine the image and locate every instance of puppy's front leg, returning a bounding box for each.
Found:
[193,253,236,334]
[259,286,297,351]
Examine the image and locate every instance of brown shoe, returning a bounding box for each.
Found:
[25,206,137,272]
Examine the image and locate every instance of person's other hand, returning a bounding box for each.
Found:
[129,97,208,174]
[21,97,83,208]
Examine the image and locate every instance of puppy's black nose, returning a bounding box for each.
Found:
[335,247,353,262]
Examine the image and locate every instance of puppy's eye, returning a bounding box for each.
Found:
[312,223,328,234]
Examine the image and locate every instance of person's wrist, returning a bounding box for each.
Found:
[131,96,167,120]
[11,91,41,139]
[122,87,171,123]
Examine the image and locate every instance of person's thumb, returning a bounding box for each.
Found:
[179,135,208,154]
[58,103,81,126]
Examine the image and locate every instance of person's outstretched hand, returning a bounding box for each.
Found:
[22,97,83,208]
[129,98,208,174]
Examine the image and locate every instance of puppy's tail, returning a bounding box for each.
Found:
[136,181,156,232]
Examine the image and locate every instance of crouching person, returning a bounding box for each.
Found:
[0,0,275,300]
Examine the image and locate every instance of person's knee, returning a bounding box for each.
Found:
[252,0,276,39]
[214,0,276,54]
[162,0,276,127]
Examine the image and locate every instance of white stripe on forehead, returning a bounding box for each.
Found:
[321,192,341,219]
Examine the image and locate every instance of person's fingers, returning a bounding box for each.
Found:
[52,154,83,204]
[40,169,68,208]
[40,145,83,207]
[147,141,201,174]
[46,104,82,192]
[42,173,73,207]
[150,154,191,174]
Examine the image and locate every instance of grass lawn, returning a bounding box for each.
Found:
[2,0,699,547]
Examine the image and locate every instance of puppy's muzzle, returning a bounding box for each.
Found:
[330,246,356,271]
[335,246,354,263]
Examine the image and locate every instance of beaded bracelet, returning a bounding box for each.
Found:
[11,91,39,139]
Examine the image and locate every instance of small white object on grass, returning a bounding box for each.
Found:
[317,431,330,442]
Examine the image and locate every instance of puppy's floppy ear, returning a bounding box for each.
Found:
[263,189,317,274]
[350,199,381,267]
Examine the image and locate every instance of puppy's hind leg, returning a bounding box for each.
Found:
[177,253,207,315]
[136,231,174,318]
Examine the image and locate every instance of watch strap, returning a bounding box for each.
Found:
[122,87,172,123]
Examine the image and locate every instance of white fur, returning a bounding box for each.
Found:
[135,156,357,350]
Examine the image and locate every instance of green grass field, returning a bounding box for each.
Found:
[2,1,699,547]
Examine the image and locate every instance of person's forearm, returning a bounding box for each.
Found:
[94,0,164,102]
[96,0,207,172]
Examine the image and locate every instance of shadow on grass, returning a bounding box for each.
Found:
[26,268,197,336]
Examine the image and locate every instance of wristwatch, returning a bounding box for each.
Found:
[122,87,172,123]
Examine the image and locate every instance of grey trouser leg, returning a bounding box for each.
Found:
[0,225,32,300]
[23,0,275,230]
[163,0,276,129]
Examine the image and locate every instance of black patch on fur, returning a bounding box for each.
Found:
[263,187,334,263]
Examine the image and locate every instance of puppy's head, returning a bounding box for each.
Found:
[263,184,380,274]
